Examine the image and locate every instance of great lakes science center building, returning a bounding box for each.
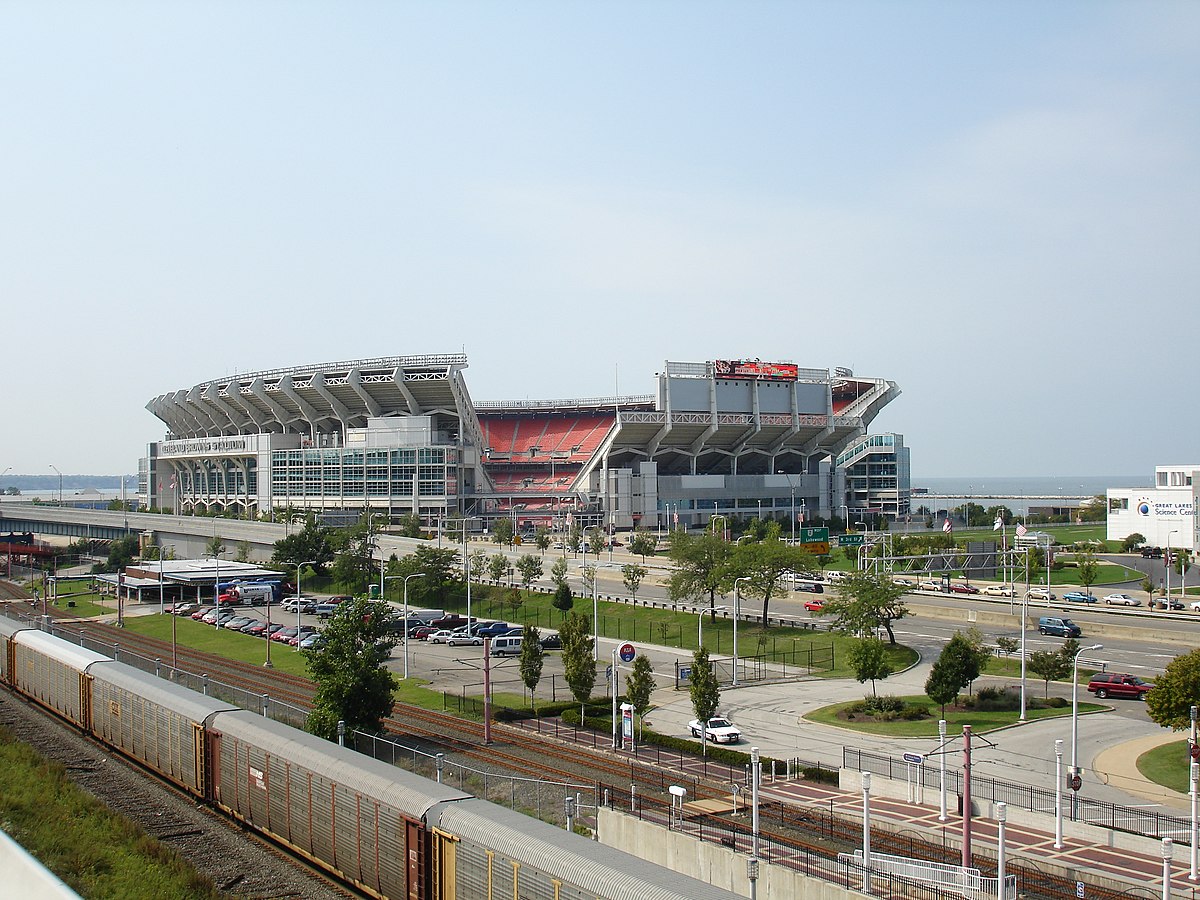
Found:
[138,354,909,534]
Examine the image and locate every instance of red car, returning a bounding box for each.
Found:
[804,599,825,612]
[948,583,980,595]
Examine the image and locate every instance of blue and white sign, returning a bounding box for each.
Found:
[902,752,924,765]
[619,642,636,663]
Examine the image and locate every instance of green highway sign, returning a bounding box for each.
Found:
[838,534,865,547]
[799,527,829,543]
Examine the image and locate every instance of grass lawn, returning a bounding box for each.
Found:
[984,656,1099,685]
[0,727,226,899]
[804,694,1106,736]
[122,615,312,678]
[40,580,114,618]
[1137,740,1191,794]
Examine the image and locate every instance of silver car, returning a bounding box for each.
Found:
[1103,593,1141,606]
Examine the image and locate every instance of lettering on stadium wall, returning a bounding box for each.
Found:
[161,437,253,457]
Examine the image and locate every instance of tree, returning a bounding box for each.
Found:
[1147,649,1200,730]
[396,514,423,538]
[688,647,721,756]
[515,554,543,591]
[205,534,226,559]
[327,513,383,595]
[1121,533,1147,553]
[624,654,656,740]
[493,517,514,547]
[666,531,733,623]
[1028,649,1070,698]
[487,552,508,583]
[995,636,1019,660]
[587,527,606,557]
[823,571,910,644]
[92,535,140,574]
[385,546,462,607]
[534,525,551,556]
[1074,549,1099,597]
[728,527,816,625]
[559,612,596,719]
[469,549,489,580]
[628,529,656,561]
[923,633,981,715]
[235,540,251,563]
[550,556,569,589]
[622,564,647,600]
[848,636,894,697]
[552,582,574,612]
[567,525,583,554]
[518,624,544,710]
[272,516,334,575]
[581,564,597,599]
[305,598,398,740]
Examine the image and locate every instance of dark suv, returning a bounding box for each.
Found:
[1141,546,1164,558]
[1087,673,1153,700]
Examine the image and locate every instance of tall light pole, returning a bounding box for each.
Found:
[402,572,425,679]
[1168,531,1179,604]
[1071,642,1104,820]
[49,464,62,506]
[295,559,318,638]
[733,576,750,687]
[211,551,224,630]
[698,605,729,649]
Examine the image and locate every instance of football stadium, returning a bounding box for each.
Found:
[140,354,907,533]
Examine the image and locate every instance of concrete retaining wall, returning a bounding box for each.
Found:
[0,828,82,899]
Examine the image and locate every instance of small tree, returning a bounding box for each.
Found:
[550,556,569,589]
[518,624,544,710]
[1074,549,1099,598]
[581,564,597,599]
[567,525,583,554]
[924,657,961,718]
[487,553,508,583]
[205,535,226,559]
[559,612,596,721]
[995,636,1019,660]
[515,554,543,591]
[628,529,656,561]
[823,570,910,644]
[493,517,514,547]
[1028,649,1070,698]
[1147,648,1200,730]
[306,599,398,740]
[624,653,656,740]
[848,636,894,697]
[1121,533,1147,553]
[235,540,252,563]
[552,582,574,613]
[587,527,607,557]
[688,647,721,757]
[923,633,981,715]
[534,525,551,556]
[622,564,647,600]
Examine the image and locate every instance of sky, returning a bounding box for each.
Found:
[2,1,1196,478]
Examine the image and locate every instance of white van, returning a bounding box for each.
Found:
[490,636,523,657]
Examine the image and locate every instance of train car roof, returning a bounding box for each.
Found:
[87,660,240,723]
[427,798,746,900]
[0,614,32,641]
[210,709,470,818]
[14,629,111,670]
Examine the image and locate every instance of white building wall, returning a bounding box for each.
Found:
[1107,466,1198,551]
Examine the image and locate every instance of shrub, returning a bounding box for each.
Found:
[863,695,905,714]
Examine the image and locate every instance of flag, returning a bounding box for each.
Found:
[672,510,679,525]
[1016,523,1028,538]
[943,518,952,534]
[993,515,1004,531]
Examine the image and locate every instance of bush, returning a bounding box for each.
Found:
[968,686,1021,712]
[863,695,905,714]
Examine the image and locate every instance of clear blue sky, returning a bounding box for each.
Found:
[2,2,1195,477]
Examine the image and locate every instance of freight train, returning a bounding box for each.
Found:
[0,616,739,900]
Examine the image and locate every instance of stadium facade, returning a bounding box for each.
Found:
[139,354,908,532]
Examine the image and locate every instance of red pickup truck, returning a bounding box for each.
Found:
[1087,673,1153,700]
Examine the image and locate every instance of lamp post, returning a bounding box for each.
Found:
[1054,739,1064,849]
[839,503,849,530]
[211,552,224,630]
[996,802,1008,900]
[1071,642,1104,820]
[698,605,729,649]
[750,744,761,867]
[733,576,750,687]
[402,572,425,679]
[1168,531,1179,604]
[861,771,872,891]
[711,514,727,541]
[49,464,62,506]
[295,559,318,639]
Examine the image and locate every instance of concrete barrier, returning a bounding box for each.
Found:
[0,828,82,899]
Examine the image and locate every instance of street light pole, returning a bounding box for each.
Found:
[1168,531,1179,604]
[698,606,729,649]
[402,572,426,679]
[733,576,750,687]
[1071,643,1104,820]
[49,464,62,506]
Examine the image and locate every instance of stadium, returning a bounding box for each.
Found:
[139,354,908,533]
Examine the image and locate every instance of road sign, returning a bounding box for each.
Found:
[799,526,829,543]
[799,542,830,555]
[902,752,924,765]
[619,642,636,663]
[1069,773,1082,791]
[1190,742,1200,761]
[838,533,865,547]
[679,666,692,681]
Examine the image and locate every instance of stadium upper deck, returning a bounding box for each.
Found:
[140,356,900,529]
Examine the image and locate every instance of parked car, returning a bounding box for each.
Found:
[1038,616,1081,638]
[920,580,943,592]
[1103,593,1141,607]
[223,616,255,631]
[314,603,344,619]
[191,606,213,621]
[271,627,300,643]
[476,621,515,638]
[1087,673,1153,700]
[1141,546,1164,558]
[172,602,200,617]
[447,630,483,647]
[262,623,286,639]
[427,630,455,644]
[803,598,825,612]
[1026,587,1056,602]
[539,633,562,650]
[409,625,436,640]
[202,609,236,625]
[1155,598,1184,610]
[298,632,324,651]
[240,620,269,636]
[982,585,1016,598]
[1062,592,1098,603]
[948,583,980,595]
[286,626,318,646]
[688,717,742,744]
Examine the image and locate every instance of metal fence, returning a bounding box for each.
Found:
[844,746,1193,845]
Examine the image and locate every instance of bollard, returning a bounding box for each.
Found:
[337,720,345,747]
[262,693,269,718]
[436,753,445,784]
[202,674,208,696]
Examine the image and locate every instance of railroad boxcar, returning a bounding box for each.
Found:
[426,797,746,900]
[8,628,110,729]
[87,660,238,798]
[0,615,29,684]
[207,708,469,900]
